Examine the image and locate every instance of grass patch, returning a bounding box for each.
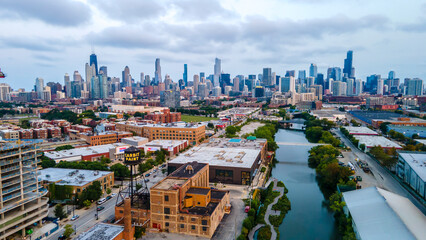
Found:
[180,115,218,122]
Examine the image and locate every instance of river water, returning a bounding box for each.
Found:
[272,129,337,240]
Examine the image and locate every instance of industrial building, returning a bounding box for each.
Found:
[121,136,149,147]
[44,143,130,163]
[116,122,205,145]
[343,126,379,136]
[167,138,267,185]
[143,140,188,156]
[353,135,402,152]
[387,125,426,138]
[396,151,426,200]
[38,168,114,195]
[342,187,424,240]
[349,111,426,128]
[0,140,49,240]
[79,131,133,146]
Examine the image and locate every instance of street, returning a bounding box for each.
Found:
[333,128,426,214]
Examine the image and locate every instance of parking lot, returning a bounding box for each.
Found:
[339,151,378,189]
[238,122,264,137]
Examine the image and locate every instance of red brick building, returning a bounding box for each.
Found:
[145,109,181,123]
[19,129,33,139]
[33,128,48,139]
[47,127,62,138]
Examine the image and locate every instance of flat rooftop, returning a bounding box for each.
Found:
[399,152,426,182]
[145,140,188,148]
[187,188,211,195]
[185,202,219,216]
[170,162,207,178]
[117,121,203,129]
[44,143,128,160]
[343,187,419,240]
[354,135,402,149]
[153,178,187,190]
[75,223,124,240]
[344,126,379,135]
[38,168,112,187]
[202,138,266,149]
[211,190,227,200]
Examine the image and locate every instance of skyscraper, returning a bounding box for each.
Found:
[388,71,395,80]
[298,70,306,82]
[377,78,384,95]
[155,58,162,85]
[193,74,200,93]
[183,64,188,87]
[262,68,272,86]
[332,81,347,96]
[85,63,96,93]
[309,64,318,78]
[122,66,131,87]
[343,50,354,78]
[99,66,108,76]
[90,53,98,75]
[280,77,295,93]
[0,83,11,101]
[355,79,363,96]
[35,77,44,99]
[64,73,71,98]
[346,78,354,96]
[214,58,221,87]
[406,78,423,96]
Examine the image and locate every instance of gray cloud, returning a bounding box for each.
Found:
[1,0,91,26]
[399,19,426,32]
[91,0,164,22]
[172,0,234,20]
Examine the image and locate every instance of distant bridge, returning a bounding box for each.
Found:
[276,142,329,146]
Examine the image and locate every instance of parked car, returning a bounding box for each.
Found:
[106,196,112,201]
[70,215,79,221]
[356,176,362,182]
[97,206,105,211]
[244,206,250,213]
[145,173,150,177]
[97,198,106,205]
[144,179,150,182]
[111,193,117,197]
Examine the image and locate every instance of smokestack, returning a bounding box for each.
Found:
[123,197,134,240]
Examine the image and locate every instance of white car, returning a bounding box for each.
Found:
[71,215,79,221]
[97,198,106,205]
[111,193,117,197]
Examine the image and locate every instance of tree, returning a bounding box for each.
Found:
[110,163,130,179]
[379,122,391,134]
[63,224,74,238]
[20,119,31,129]
[83,200,91,208]
[41,156,56,168]
[106,188,112,194]
[207,123,214,129]
[54,205,67,219]
[359,144,366,151]
[305,126,324,143]
[225,126,237,135]
[55,145,74,151]
[100,156,111,164]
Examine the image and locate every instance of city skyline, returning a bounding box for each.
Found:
[0,0,426,88]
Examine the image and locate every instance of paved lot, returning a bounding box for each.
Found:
[238,122,264,137]
[339,151,378,189]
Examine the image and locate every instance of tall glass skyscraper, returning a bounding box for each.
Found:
[309,63,318,78]
[155,58,162,85]
[214,58,221,87]
[183,64,188,87]
[90,53,98,76]
[343,50,354,78]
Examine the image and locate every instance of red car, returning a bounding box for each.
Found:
[244,206,250,213]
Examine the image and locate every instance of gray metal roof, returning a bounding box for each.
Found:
[343,187,416,240]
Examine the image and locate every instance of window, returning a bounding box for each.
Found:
[191,218,196,222]
[165,222,169,227]
[164,195,169,202]
[202,220,207,225]
[164,208,170,214]
[191,225,196,230]
[180,216,185,220]
[119,210,124,213]
[180,224,185,229]
[202,227,207,231]
[165,215,169,219]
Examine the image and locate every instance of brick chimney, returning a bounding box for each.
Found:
[123,197,135,240]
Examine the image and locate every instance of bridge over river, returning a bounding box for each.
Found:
[276,142,329,146]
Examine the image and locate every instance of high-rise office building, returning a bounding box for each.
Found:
[332,81,347,96]
[193,74,200,93]
[311,85,323,100]
[328,67,342,81]
[99,75,108,99]
[365,74,380,93]
[140,72,145,85]
[0,83,11,101]
[285,70,295,78]
[355,79,363,96]
[298,70,306,82]
[155,58,162,85]
[73,71,82,83]
[388,71,395,80]
[346,78,354,96]
[406,78,423,96]
[90,53,98,76]
[262,68,272,86]
[85,63,96,93]
[122,66,131,87]
[35,77,44,99]
[0,140,48,239]
[199,72,205,80]
[64,73,71,98]
[197,83,207,99]
[377,78,384,95]
[99,66,108,76]
[307,77,315,88]
[280,77,295,93]
[309,64,317,78]
[214,58,221,87]
[233,77,239,91]
[91,76,100,99]
[343,50,354,78]
[183,64,188,87]
[71,81,81,98]
[144,75,151,87]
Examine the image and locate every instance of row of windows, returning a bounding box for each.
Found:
[164,223,207,232]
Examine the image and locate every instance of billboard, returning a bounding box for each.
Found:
[116,146,129,154]
[145,146,160,152]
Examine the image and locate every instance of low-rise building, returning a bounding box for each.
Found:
[342,187,424,240]
[19,129,33,139]
[121,136,149,147]
[33,128,48,139]
[79,131,133,146]
[343,126,379,136]
[168,138,267,185]
[0,129,19,140]
[38,168,114,195]
[98,112,124,119]
[47,127,61,138]
[353,135,402,152]
[387,125,426,138]
[396,151,426,200]
[44,143,130,163]
[143,140,188,156]
[145,109,181,123]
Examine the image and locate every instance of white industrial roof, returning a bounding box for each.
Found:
[117,121,203,129]
[44,143,128,160]
[75,223,124,240]
[344,126,378,135]
[399,152,426,182]
[169,147,260,169]
[144,139,187,149]
[38,168,112,187]
[415,139,426,145]
[343,187,417,240]
[354,135,402,149]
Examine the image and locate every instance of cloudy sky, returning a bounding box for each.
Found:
[1,0,425,89]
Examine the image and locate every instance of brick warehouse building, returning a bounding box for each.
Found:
[144,109,181,123]
[115,162,230,238]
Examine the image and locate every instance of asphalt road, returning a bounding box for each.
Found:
[333,128,426,214]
